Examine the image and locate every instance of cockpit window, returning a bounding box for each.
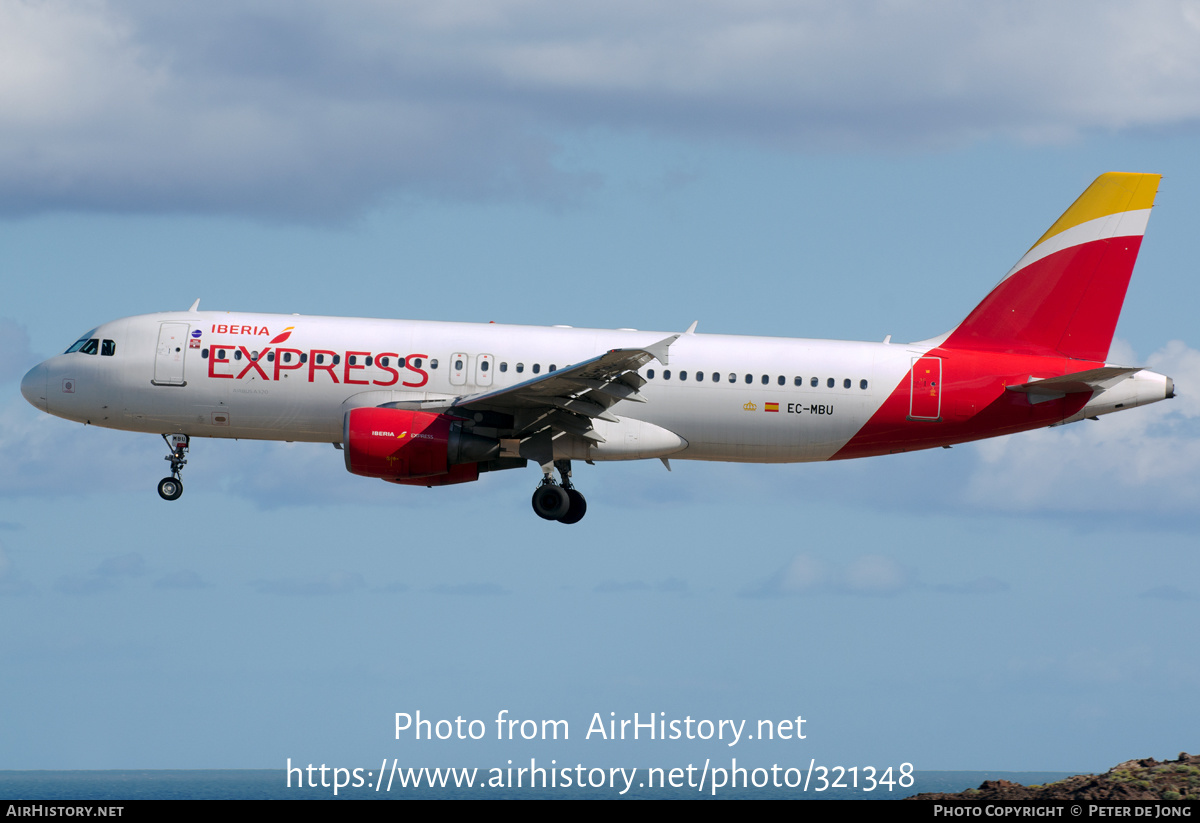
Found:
[79,339,99,355]
[65,329,100,354]
[101,340,116,356]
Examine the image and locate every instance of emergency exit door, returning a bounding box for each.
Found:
[909,356,941,420]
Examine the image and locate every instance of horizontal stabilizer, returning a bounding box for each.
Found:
[1005,367,1141,399]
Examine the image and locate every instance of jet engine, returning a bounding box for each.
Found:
[342,407,499,485]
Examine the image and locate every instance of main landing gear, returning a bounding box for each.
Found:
[157,433,189,501]
[531,460,587,524]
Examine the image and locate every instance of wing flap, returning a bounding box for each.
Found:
[448,332,682,443]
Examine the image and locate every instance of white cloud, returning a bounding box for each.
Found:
[750,552,911,597]
[3,1,1200,218]
[0,319,37,384]
[964,340,1200,514]
[0,402,159,498]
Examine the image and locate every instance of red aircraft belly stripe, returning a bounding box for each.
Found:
[831,348,1098,460]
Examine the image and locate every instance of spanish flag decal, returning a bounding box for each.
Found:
[765,402,779,412]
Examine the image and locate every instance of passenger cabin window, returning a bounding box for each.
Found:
[101,340,116,356]
[647,369,655,379]
[844,378,851,389]
[794,377,802,386]
[729,373,736,383]
[283,352,293,363]
[500,362,508,372]
[481,360,489,372]
[860,379,868,390]
[430,359,438,369]
[680,371,687,381]
[549,364,557,372]
[811,377,818,387]
[745,374,752,384]
[663,370,671,380]
[777,375,785,386]
[516,363,524,373]
[532,364,541,374]
[761,374,768,385]
[455,358,464,370]
[827,378,835,388]
[234,349,243,361]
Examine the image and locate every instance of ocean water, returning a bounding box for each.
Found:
[0,769,1073,800]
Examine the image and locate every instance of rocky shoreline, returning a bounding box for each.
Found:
[908,753,1199,802]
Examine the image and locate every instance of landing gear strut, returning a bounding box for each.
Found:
[530,460,587,523]
[157,433,189,501]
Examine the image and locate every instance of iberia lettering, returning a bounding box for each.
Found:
[210,324,271,335]
[205,345,429,388]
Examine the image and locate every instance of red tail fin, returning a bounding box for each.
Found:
[942,173,1160,361]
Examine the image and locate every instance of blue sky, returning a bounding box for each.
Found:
[2,1,1198,779]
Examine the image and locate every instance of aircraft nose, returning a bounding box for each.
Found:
[20,363,47,412]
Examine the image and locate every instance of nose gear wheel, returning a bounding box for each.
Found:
[157,433,190,501]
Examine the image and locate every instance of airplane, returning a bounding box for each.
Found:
[19,172,1175,523]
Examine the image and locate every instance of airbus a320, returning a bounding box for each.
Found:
[20,173,1175,523]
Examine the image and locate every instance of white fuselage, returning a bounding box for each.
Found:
[23,310,926,463]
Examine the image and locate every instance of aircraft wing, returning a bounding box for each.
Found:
[380,332,681,450]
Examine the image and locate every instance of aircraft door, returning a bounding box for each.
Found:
[449,352,468,386]
[909,356,941,420]
[153,323,190,386]
[475,354,494,387]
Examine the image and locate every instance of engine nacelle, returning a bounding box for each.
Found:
[342,407,499,483]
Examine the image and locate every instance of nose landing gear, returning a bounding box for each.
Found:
[530,460,587,523]
[157,433,189,501]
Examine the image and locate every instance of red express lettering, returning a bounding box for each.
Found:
[403,354,429,388]
[309,350,340,383]
[343,351,371,386]
[204,345,431,386]
[373,352,400,387]
[236,346,271,379]
[274,348,304,380]
[208,346,233,378]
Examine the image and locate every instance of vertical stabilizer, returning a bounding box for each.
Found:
[942,173,1160,361]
